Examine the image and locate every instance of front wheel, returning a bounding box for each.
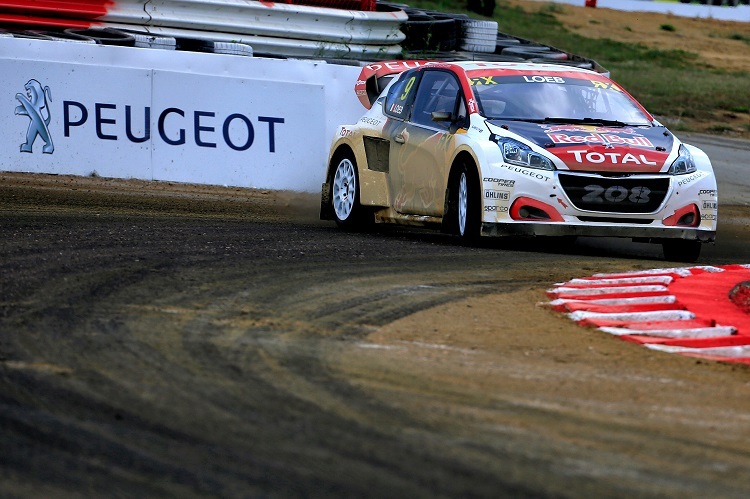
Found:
[330,154,370,229]
[445,163,480,241]
[662,240,701,263]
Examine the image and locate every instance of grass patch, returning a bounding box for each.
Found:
[406,0,750,129]
[660,24,676,32]
[729,33,750,44]
[708,124,736,133]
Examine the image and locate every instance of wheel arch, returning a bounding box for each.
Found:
[446,150,482,212]
[327,142,358,183]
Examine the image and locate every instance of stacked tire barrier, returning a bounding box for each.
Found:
[390,3,606,74]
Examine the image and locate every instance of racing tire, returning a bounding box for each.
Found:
[444,163,481,241]
[662,240,702,263]
[330,153,371,229]
[401,11,457,51]
[459,19,498,53]
[64,28,135,46]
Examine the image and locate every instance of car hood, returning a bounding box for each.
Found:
[488,120,675,173]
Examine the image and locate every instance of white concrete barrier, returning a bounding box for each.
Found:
[1,38,365,192]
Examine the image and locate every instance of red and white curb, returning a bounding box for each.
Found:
[547,264,750,364]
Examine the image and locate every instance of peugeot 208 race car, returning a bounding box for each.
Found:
[320,61,717,262]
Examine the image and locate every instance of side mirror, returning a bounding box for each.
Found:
[431,111,453,122]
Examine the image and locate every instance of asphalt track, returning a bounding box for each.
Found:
[2,134,750,497]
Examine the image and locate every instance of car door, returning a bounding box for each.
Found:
[387,69,466,216]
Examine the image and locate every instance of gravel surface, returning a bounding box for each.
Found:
[2,169,750,497]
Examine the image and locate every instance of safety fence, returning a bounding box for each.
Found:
[1,0,607,69]
[0,0,407,59]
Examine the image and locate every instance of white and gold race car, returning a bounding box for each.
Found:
[320,60,717,262]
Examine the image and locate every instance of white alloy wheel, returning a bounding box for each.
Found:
[458,171,468,236]
[333,158,356,222]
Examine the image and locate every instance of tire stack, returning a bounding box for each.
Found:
[459,19,497,53]
[399,9,465,52]
[379,1,605,73]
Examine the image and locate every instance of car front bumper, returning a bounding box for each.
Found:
[481,221,715,242]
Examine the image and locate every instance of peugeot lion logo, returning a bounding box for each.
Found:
[15,79,54,154]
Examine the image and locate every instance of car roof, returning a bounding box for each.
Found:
[440,61,604,78]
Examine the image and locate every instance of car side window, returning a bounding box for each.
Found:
[410,71,463,130]
[383,71,420,120]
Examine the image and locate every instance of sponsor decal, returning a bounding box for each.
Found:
[568,150,657,166]
[60,100,285,152]
[547,133,654,148]
[467,98,477,114]
[582,185,651,205]
[702,201,717,210]
[340,127,354,137]
[468,76,497,86]
[471,125,485,134]
[590,81,621,91]
[363,60,436,73]
[15,79,54,154]
[522,76,565,84]
[699,189,717,197]
[484,205,509,212]
[359,116,382,127]
[389,103,404,114]
[483,177,516,187]
[701,214,717,221]
[500,164,550,182]
[677,171,706,186]
[485,189,509,200]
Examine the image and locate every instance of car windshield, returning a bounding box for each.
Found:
[470,73,652,126]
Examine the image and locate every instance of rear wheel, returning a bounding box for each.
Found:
[662,240,702,263]
[330,153,370,229]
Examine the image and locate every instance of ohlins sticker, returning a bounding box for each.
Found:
[485,189,509,200]
[15,79,54,154]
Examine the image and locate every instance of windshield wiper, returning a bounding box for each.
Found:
[493,117,648,127]
[541,117,648,127]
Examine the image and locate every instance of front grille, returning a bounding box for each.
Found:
[577,217,654,224]
[559,173,669,214]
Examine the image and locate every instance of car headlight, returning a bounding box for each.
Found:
[668,144,696,175]
[497,137,554,171]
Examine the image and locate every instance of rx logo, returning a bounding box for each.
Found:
[15,79,54,154]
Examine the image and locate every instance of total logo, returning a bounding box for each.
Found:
[568,149,658,166]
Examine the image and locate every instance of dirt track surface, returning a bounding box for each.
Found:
[3,169,750,497]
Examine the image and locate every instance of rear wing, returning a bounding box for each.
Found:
[355,60,439,109]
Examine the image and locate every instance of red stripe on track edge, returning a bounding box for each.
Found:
[547,264,750,364]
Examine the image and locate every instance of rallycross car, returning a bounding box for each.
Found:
[320,60,717,261]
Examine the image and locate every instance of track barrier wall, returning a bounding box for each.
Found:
[1,38,365,192]
[0,0,408,60]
